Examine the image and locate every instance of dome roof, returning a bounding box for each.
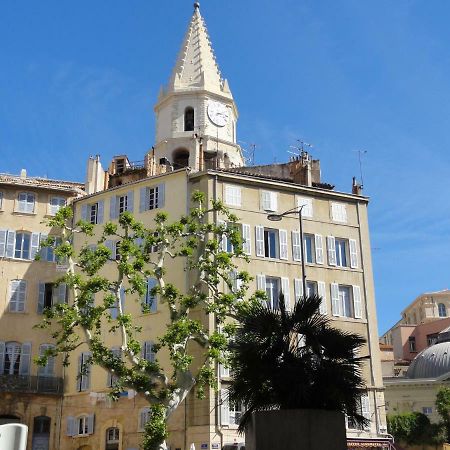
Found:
[407,341,450,379]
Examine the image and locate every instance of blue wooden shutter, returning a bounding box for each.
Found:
[6,230,15,258]
[87,414,95,434]
[127,190,134,213]
[139,187,147,213]
[158,184,165,208]
[110,196,117,219]
[146,278,158,312]
[97,200,104,224]
[0,341,5,374]
[0,230,7,257]
[66,417,76,436]
[30,232,40,260]
[37,282,46,314]
[81,204,88,221]
[19,342,32,375]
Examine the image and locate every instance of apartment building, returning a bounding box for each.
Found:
[0,171,84,450]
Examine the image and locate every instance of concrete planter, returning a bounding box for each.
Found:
[245,409,347,450]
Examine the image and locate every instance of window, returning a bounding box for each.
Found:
[304,235,315,263]
[33,416,51,435]
[331,284,362,319]
[184,107,195,131]
[260,190,277,212]
[142,278,158,313]
[81,201,104,225]
[220,389,244,426]
[66,414,94,437]
[142,341,155,363]
[427,333,438,346]
[139,408,151,431]
[110,287,125,320]
[49,197,66,215]
[40,236,62,262]
[224,185,241,207]
[38,344,55,377]
[9,280,27,312]
[223,223,251,255]
[118,195,128,214]
[110,191,134,219]
[347,394,370,430]
[409,336,416,352]
[1,342,31,375]
[296,197,313,218]
[256,226,287,259]
[306,281,318,297]
[90,203,98,224]
[38,283,67,313]
[264,229,279,258]
[422,407,433,415]
[331,202,347,223]
[439,303,447,317]
[17,192,35,213]
[116,158,126,174]
[106,427,120,450]
[139,184,165,212]
[15,232,31,259]
[335,239,348,267]
[265,277,281,309]
[78,416,89,435]
[327,237,358,268]
[106,348,121,388]
[77,352,92,391]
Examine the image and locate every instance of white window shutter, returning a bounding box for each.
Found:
[270,192,278,212]
[39,344,55,377]
[37,282,46,314]
[87,414,95,435]
[30,232,40,260]
[314,234,324,264]
[57,283,67,304]
[120,287,125,313]
[297,197,313,218]
[127,190,134,213]
[242,224,251,255]
[19,342,32,375]
[220,389,230,425]
[220,363,230,378]
[317,281,327,314]
[158,183,165,208]
[260,191,271,211]
[353,285,363,319]
[327,236,337,266]
[81,204,88,221]
[294,278,303,303]
[66,416,75,436]
[349,239,358,269]
[331,283,340,317]
[279,229,288,260]
[256,274,266,292]
[139,187,147,213]
[6,230,16,258]
[255,225,265,257]
[0,341,4,374]
[281,277,291,310]
[218,220,227,252]
[361,393,371,427]
[97,200,104,224]
[39,233,48,261]
[0,230,6,257]
[110,196,117,219]
[142,341,155,362]
[292,230,301,261]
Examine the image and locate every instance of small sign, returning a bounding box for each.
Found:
[201,444,208,449]
[56,264,69,272]
[212,444,219,449]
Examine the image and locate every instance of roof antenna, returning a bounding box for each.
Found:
[239,141,257,166]
[354,149,367,188]
[288,139,314,161]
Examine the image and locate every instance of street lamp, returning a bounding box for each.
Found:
[267,205,307,296]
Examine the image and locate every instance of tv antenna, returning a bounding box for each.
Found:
[353,149,367,188]
[289,139,314,156]
[239,141,257,166]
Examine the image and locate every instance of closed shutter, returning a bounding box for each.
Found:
[281,277,290,310]
[352,285,363,319]
[260,191,272,211]
[107,348,121,386]
[292,230,301,261]
[297,197,313,218]
[331,283,340,317]
[120,287,125,314]
[256,274,266,292]
[104,240,114,256]
[87,414,95,435]
[294,278,303,304]
[361,394,370,428]
[110,195,117,219]
[349,239,358,268]
[140,408,150,430]
[220,389,230,425]
[37,282,46,314]
[279,229,288,260]
[81,204,88,221]
[242,224,251,255]
[10,280,27,312]
[158,184,165,208]
[6,230,16,258]
[0,230,7,257]
[127,190,134,213]
[97,200,104,224]
[327,236,337,266]
[139,187,147,213]
[146,278,158,313]
[39,344,55,377]
[0,341,5,374]
[19,342,31,375]
[55,283,67,304]
[66,416,76,436]
[142,341,155,362]
[270,192,278,211]
[255,225,265,257]
[317,281,327,314]
[79,352,91,391]
[314,234,324,264]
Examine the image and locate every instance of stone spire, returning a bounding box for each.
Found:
[166,3,232,98]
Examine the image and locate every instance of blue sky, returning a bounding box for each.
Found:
[2,0,450,334]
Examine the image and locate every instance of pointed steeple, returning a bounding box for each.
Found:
[167,3,231,98]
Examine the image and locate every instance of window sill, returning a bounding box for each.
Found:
[7,311,28,315]
[331,316,367,324]
[12,211,36,216]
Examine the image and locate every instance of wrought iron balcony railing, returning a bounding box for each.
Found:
[0,375,63,395]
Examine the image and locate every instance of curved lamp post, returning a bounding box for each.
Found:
[267,205,307,296]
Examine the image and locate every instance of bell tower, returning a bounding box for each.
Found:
[152,3,244,171]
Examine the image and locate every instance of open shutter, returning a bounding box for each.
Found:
[361,394,370,428]
[0,342,5,374]
[0,230,7,257]
[331,283,340,317]
[120,287,125,314]
[294,278,303,303]
[110,195,117,219]
[127,190,134,213]
[242,224,251,255]
[97,200,104,224]
[279,229,288,260]
[39,344,55,377]
[39,233,48,261]
[19,342,31,375]
[158,184,165,208]
[55,283,67,304]
[87,414,95,435]
[30,232,40,260]
[349,239,358,269]
[81,204,88,221]
[218,220,227,252]
[314,234,324,264]
[6,230,15,258]
[104,240,114,256]
[139,187,147,213]
[37,282,46,314]
[220,389,230,425]
[142,341,155,362]
[353,285,363,319]
[146,278,158,312]
[79,352,91,391]
[66,416,75,437]
[292,230,301,261]
[77,354,83,391]
[281,277,291,310]
[317,281,327,314]
[255,225,265,257]
[327,236,336,266]
[140,408,150,430]
[256,274,266,292]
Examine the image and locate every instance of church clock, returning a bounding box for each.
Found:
[207,100,229,127]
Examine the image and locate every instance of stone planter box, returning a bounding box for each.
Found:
[245,409,347,450]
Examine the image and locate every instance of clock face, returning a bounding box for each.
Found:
[207,100,229,127]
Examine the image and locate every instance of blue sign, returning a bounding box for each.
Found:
[212,445,220,449]
[201,444,208,449]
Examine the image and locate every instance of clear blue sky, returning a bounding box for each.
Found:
[2,0,450,334]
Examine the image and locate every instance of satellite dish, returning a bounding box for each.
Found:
[0,424,28,450]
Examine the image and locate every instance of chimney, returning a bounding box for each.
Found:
[20,169,27,179]
[352,177,363,195]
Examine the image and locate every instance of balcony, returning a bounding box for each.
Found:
[0,375,63,395]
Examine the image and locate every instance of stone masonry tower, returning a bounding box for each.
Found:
[152,3,244,171]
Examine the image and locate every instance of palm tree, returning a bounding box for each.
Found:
[228,294,368,432]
